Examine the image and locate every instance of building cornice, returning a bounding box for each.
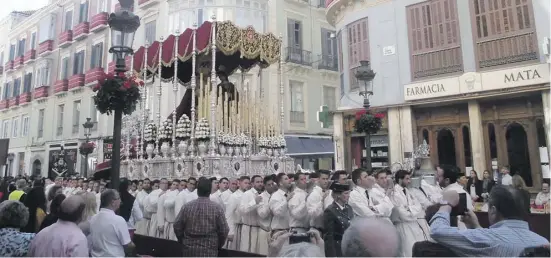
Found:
[8,0,71,39]
[325,0,391,26]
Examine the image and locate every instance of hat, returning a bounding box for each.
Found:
[329,182,350,193]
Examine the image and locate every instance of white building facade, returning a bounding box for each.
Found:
[0,0,340,177]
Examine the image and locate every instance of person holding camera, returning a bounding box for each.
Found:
[323,182,354,257]
[430,186,548,257]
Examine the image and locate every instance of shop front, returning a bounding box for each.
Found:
[404,63,550,190]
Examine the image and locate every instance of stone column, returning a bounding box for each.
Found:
[542,91,551,163]
[388,106,414,165]
[468,100,487,178]
[332,111,345,170]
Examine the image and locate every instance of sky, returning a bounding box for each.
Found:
[1,0,49,20]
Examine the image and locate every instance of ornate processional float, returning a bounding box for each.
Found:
[114,18,294,180]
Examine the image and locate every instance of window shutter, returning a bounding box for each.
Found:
[295,21,302,49]
[287,19,294,48]
[320,28,328,56]
[97,42,103,68]
[90,46,96,69]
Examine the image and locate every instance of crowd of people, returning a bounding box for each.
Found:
[0,164,549,257]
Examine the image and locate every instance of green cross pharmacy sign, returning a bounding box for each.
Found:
[317,105,333,129]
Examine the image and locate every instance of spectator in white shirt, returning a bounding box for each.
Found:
[535,182,550,206]
[501,166,513,186]
[89,189,135,257]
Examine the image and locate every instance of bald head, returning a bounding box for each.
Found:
[342,218,401,257]
[58,195,85,223]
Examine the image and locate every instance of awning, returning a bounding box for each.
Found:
[285,136,334,156]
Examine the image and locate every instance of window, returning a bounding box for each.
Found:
[289,80,304,124]
[347,18,369,90]
[36,64,51,87]
[64,10,73,31]
[323,86,336,110]
[37,109,45,138]
[2,120,9,138]
[12,78,21,97]
[61,57,70,79]
[287,19,302,49]
[0,52,3,65]
[38,15,56,43]
[23,73,32,93]
[470,0,538,68]
[145,21,156,44]
[90,42,104,68]
[320,28,337,70]
[2,83,11,100]
[97,0,107,13]
[72,100,81,134]
[79,1,89,23]
[12,118,19,138]
[17,39,26,57]
[407,0,463,79]
[22,116,29,137]
[57,104,64,136]
[73,51,85,75]
[30,32,37,50]
[9,44,16,60]
[90,97,98,131]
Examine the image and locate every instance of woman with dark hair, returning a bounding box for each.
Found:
[46,185,63,213]
[21,187,47,233]
[466,170,482,202]
[39,194,66,231]
[117,178,141,238]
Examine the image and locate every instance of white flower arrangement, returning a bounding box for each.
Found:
[143,123,157,143]
[277,135,286,148]
[195,118,210,141]
[176,115,192,140]
[158,119,173,142]
[239,133,250,147]
[257,136,268,148]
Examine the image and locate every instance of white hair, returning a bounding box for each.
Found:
[341,218,401,257]
[277,242,324,257]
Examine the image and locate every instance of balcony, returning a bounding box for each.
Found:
[0,100,8,110]
[90,12,108,32]
[317,54,338,71]
[85,67,106,85]
[18,92,31,106]
[290,111,305,124]
[73,22,90,40]
[58,30,73,48]
[24,50,36,64]
[14,56,24,69]
[476,32,539,69]
[54,79,69,94]
[69,74,85,90]
[411,46,464,80]
[33,85,49,100]
[8,97,19,108]
[138,0,158,8]
[38,40,54,56]
[285,47,312,66]
[4,60,14,72]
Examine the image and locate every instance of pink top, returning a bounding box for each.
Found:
[29,220,89,257]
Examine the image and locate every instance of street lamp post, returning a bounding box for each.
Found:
[108,0,140,189]
[82,118,94,178]
[354,60,376,171]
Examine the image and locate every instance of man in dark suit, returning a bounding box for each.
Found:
[323,183,354,257]
[174,177,229,257]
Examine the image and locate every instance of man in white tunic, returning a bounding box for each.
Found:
[225,176,249,250]
[306,170,330,232]
[390,170,427,257]
[288,172,309,233]
[349,169,393,221]
[135,179,151,235]
[174,177,196,213]
[145,178,168,238]
[269,173,292,236]
[238,175,263,253]
[218,177,232,210]
[257,175,276,255]
[157,179,179,240]
[210,177,222,205]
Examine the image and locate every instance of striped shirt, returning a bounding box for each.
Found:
[430,211,548,257]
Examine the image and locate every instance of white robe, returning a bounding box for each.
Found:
[288,187,309,232]
[144,189,163,238]
[306,185,324,229]
[158,189,179,240]
[324,190,333,209]
[348,186,393,222]
[225,189,244,250]
[390,184,429,257]
[409,187,432,240]
[174,189,189,215]
[238,188,262,253]
[256,191,272,255]
[135,190,150,236]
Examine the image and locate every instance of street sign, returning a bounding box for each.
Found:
[317,105,332,129]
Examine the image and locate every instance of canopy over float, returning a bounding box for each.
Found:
[101,18,295,180]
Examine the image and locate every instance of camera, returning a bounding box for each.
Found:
[289,232,311,244]
[450,193,468,217]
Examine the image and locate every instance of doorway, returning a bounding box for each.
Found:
[506,123,532,186]
[32,159,42,177]
[437,128,457,166]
